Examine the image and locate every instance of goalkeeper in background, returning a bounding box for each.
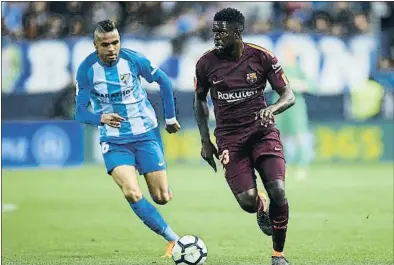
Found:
[273,47,314,180]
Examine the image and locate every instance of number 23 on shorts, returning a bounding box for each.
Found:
[219,149,230,165]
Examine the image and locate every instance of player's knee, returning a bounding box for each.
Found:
[235,189,258,214]
[123,188,143,203]
[151,190,171,205]
[265,180,286,207]
[153,197,170,205]
[152,194,170,205]
[239,201,256,213]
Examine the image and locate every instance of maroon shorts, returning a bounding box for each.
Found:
[218,128,286,195]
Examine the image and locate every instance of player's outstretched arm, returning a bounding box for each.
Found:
[265,54,296,116]
[154,69,181,134]
[193,90,210,143]
[74,62,103,125]
[74,82,102,126]
[135,52,180,134]
[194,89,219,172]
[269,84,296,115]
[257,53,296,127]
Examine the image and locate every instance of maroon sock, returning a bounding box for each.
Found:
[269,200,289,252]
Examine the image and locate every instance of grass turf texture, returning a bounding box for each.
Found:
[2,164,393,265]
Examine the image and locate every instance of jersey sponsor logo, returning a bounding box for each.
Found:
[120,73,131,85]
[272,62,282,73]
[217,88,259,103]
[92,89,133,102]
[246,72,258,84]
[213,79,224,85]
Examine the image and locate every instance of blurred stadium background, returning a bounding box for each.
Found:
[2,2,393,265]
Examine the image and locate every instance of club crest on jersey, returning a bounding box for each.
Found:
[246,72,257,84]
[120,73,131,85]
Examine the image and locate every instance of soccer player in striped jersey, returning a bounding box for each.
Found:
[194,8,296,265]
[74,20,180,258]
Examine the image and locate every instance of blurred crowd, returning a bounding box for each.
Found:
[1,2,392,40]
[1,2,393,86]
[4,2,392,83]
[2,2,393,61]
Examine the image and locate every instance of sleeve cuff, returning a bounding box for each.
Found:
[94,114,102,126]
[165,117,177,125]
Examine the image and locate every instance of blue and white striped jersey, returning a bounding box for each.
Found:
[75,48,175,144]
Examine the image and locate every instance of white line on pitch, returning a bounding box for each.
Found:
[2,203,18,213]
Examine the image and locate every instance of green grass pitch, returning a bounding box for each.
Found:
[2,163,393,265]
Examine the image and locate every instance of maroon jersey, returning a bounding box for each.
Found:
[195,43,289,147]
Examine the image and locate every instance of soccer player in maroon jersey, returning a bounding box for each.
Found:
[194,8,295,265]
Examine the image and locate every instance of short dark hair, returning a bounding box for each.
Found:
[94,20,118,41]
[214,8,245,31]
[96,19,117,33]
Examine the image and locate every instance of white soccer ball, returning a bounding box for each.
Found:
[172,235,208,265]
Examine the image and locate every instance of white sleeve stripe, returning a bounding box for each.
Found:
[75,81,79,95]
[151,68,158,75]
